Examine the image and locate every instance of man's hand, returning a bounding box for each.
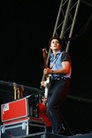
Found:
[44,68,52,75]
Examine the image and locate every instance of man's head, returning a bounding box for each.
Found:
[41,96,48,103]
[48,36,62,46]
[48,36,62,51]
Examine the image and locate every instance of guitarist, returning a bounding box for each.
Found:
[40,36,72,135]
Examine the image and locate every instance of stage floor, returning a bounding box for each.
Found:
[14,132,92,138]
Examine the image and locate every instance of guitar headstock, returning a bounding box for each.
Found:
[42,48,47,59]
[13,82,17,89]
[42,48,48,68]
[19,85,24,98]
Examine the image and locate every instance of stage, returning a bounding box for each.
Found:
[0,81,92,138]
[12,132,92,138]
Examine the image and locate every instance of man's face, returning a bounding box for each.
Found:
[50,39,61,50]
[42,98,47,103]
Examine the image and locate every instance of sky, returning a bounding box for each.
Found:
[0,1,92,99]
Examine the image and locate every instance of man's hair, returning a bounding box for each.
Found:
[48,36,62,46]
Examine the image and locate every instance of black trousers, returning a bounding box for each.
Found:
[47,79,71,134]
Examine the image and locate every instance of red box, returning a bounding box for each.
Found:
[1,97,29,122]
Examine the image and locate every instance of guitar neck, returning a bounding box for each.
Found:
[41,48,51,82]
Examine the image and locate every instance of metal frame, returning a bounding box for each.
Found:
[52,0,81,52]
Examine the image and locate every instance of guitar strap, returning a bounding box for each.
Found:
[50,52,62,69]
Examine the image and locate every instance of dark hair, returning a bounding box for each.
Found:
[48,36,62,46]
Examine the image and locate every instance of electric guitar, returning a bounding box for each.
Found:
[42,48,51,98]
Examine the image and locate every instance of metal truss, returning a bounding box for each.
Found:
[52,0,81,52]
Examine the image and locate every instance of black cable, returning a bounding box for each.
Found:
[60,112,74,135]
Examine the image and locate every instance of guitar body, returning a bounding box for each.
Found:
[42,48,51,98]
[44,75,51,98]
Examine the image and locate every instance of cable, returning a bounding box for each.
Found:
[61,112,74,135]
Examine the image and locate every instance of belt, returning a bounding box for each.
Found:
[55,76,71,81]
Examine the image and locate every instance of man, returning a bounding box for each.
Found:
[36,96,52,132]
[41,36,72,135]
